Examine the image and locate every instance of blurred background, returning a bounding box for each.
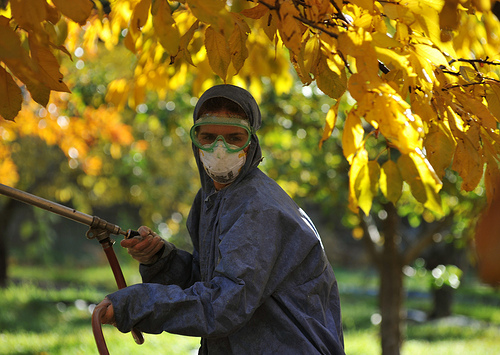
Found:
[1,21,499,355]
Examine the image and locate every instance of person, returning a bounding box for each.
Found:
[95,84,345,354]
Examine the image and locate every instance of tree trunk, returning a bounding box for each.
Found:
[429,285,454,319]
[379,203,404,355]
[0,198,16,288]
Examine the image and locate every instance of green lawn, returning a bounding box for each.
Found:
[1,265,499,354]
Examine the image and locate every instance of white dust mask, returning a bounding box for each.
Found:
[199,140,247,184]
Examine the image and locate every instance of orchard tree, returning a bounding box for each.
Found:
[2,1,500,354]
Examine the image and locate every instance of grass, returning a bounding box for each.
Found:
[1,264,499,354]
[335,268,500,355]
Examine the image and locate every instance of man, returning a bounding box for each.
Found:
[96,84,345,354]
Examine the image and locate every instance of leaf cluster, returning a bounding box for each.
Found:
[2,0,500,216]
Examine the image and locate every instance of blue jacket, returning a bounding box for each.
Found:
[107,85,345,354]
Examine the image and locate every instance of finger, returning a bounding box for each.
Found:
[138,226,153,238]
[129,234,159,253]
[121,237,141,248]
[96,299,114,324]
[136,236,163,255]
[103,303,116,326]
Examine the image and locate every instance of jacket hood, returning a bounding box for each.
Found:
[192,84,263,192]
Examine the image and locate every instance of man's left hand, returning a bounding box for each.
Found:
[95,297,116,326]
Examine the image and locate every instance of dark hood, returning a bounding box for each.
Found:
[192,84,263,192]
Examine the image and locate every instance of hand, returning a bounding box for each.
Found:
[121,226,166,264]
[95,297,116,326]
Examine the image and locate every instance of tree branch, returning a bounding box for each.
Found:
[403,213,455,265]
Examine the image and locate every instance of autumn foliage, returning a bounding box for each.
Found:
[1,0,500,218]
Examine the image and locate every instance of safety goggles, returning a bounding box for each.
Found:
[190,116,253,153]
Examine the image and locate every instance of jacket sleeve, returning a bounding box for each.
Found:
[106,204,316,337]
[138,247,201,288]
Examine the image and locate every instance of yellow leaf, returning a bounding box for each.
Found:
[380,160,403,204]
[371,32,403,49]
[355,160,381,216]
[205,26,231,81]
[459,65,481,83]
[187,0,226,27]
[124,29,137,53]
[130,0,151,34]
[240,3,269,19]
[105,78,130,110]
[398,153,426,203]
[262,12,278,44]
[316,55,347,99]
[319,102,338,149]
[398,152,443,213]
[439,0,459,31]
[229,13,249,74]
[349,0,374,11]
[483,140,500,203]
[278,0,304,55]
[0,66,23,121]
[9,0,46,30]
[342,110,364,164]
[348,148,369,213]
[455,91,498,130]
[52,0,93,26]
[152,0,180,54]
[173,20,199,66]
[424,125,455,179]
[451,122,484,192]
[374,47,412,75]
[383,3,414,24]
[412,43,448,67]
[366,92,423,154]
[485,81,500,123]
[44,2,61,25]
[299,34,320,79]
[346,73,367,103]
[29,36,71,92]
[26,81,51,107]
[0,22,52,107]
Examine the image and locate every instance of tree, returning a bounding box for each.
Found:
[0,42,200,286]
[2,1,499,354]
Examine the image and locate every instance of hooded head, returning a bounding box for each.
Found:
[192,84,263,191]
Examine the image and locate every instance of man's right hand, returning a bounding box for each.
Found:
[121,226,166,264]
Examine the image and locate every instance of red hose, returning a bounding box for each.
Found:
[92,237,144,354]
[92,305,110,355]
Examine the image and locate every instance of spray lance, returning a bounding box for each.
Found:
[0,182,144,354]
